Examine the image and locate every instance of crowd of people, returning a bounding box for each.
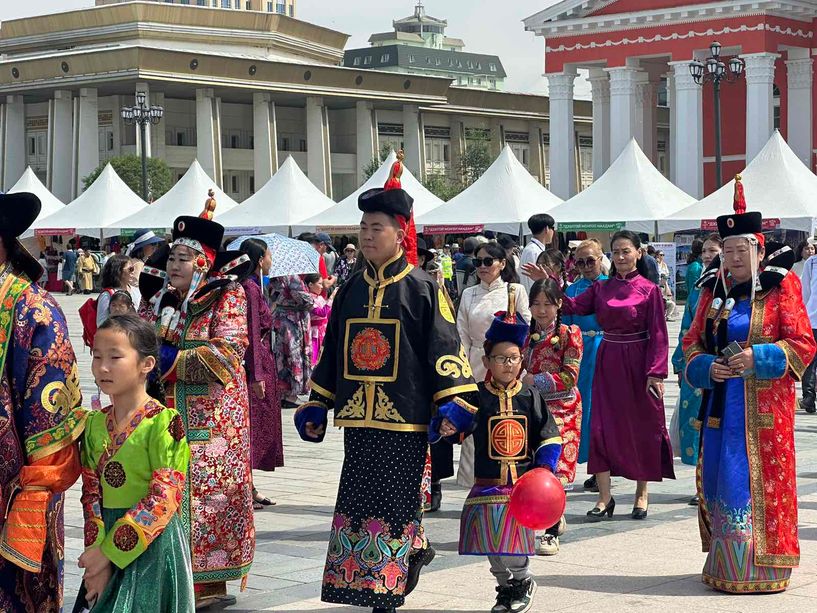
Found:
[1,164,815,613]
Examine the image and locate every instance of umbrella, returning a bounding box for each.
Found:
[226,234,321,278]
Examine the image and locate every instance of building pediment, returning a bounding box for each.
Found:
[524,0,817,37]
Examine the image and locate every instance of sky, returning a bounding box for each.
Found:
[0,0,581,95]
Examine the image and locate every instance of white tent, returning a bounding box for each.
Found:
[546,138,696,235]
[292,150,444,233]
[217,156,335,235]
[417,145,562,235]
[109,159,237,233]
[31,164,146,238]
[10,168,66,239]
[662,131,817,233]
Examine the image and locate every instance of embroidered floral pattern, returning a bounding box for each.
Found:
[351,328,391,371]
[84,521,99,548]
[103,460,126,488]
[168,414,185,442]
[113,524,139,552]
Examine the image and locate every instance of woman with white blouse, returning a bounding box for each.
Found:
[455,241,530,487]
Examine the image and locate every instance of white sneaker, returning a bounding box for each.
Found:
[508,578,537,613]
[556,515,567,536]
[535,534,559,556]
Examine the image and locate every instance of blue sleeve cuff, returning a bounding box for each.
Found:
[159,344,179,376]
[437,398,477,434]
[671,342,685,374]
[686,354,716,389]
[294,402,328,443]
[533,439,562,473]
[532,372,556,394]
[753,343,788,380]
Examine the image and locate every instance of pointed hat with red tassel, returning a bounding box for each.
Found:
[358,150,418,265]
[716,174,764,247]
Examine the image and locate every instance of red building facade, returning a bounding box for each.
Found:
[524,1,816,198]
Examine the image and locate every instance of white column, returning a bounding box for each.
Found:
[636,77,657,163]
[786,53,813,168]
[306,96,332,197]
[606,66,639,160]
[356,100,377,184]
[196,88,222,186]
[135,82,151,158]
[402,104,424,179]
[670,61,703,198]
[587,68,610,179]
[546,70,577,199]
[253,92,278,188]
[743,52,779,164]
[73,88,99,198]
[2,95,25,191]
[49,90,73,202]
[666,73,677,184]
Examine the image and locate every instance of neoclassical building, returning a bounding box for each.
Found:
[525,0,817,199]
[0,1,600,204]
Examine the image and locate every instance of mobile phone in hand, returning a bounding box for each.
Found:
[649,385,660,399]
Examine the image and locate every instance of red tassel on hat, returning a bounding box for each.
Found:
[733,174,746,215]
[384,150,418,266]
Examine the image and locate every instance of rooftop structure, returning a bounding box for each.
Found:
[343,2,506,91]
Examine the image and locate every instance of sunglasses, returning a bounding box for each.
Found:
[475,257,499,268]
[574,257,598,268]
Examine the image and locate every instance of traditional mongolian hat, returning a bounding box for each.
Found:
[485,285,530,350]
[358,149,418,265]
[0,192,43,282]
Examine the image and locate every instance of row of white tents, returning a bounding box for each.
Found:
[15,129,817,240]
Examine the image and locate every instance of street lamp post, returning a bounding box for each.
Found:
[689,42,745,189]
[121,92,164,201]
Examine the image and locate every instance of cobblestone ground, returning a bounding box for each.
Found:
[53,293,817,612]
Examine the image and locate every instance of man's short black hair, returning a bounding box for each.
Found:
[528,214,555,236]
[647,245,656,256]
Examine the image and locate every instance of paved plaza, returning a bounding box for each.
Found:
[55,293,817,612]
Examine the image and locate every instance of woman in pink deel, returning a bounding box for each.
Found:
[306,273,332,364]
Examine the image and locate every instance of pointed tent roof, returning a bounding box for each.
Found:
[31,164,147,238]
[292,150,444,233]
[10,168,66,238]
[417,145,563,235]
[662,131,817,233]
[545,138,695,234]
[108,159,238,233]
[217,156,335,234]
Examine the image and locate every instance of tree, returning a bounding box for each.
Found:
[459,135,492,187]
[82,155,173,201]
[422,173,463,201]
[362,143,393,180]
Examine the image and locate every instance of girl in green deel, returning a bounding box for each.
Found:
[75,314,193,612]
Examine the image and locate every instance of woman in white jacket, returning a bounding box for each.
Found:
[455,241,531,486]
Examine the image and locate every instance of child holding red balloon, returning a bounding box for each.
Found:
[432,287,564,613]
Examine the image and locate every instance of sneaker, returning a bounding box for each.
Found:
[508,578,537,613]
[491,585,513,613]
[556,515,567,536]
[535,534,559,556]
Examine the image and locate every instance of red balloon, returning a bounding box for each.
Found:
[508,468,566,530]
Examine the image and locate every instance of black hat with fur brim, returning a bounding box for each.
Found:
[0,192,43,282]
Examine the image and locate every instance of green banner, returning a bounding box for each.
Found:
[557,222,624,232]
[119,228,167,240]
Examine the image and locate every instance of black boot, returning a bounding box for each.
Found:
[372,608,396,613]
[404,545,435,596]
[428,481,442,513]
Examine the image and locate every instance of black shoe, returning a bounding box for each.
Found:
[631,506,649,520]
[688,495,700,506]
[281,399,299,409]
[427,481,442,513]
[803,399,817,414]
[404,545,435,596]
[586,497,615,522]
[508,577,536,613]
[372,608,396,613]
[583,475,599,492]
[491,584,513,613]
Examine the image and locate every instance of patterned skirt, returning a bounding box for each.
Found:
[459,483,536,557]
[322,428,427,609]
[81,509,194,612]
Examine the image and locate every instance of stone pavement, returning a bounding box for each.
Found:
[53,293,817,613]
